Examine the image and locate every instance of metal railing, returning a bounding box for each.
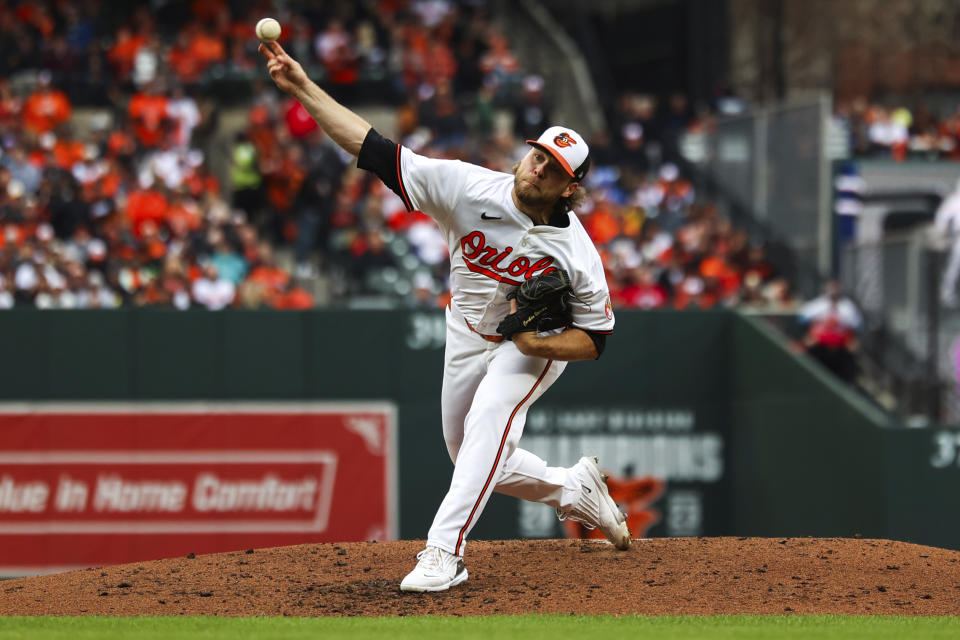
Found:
[703,95,834,285]
[840,233,956,423]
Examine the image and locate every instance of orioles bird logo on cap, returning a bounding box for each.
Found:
[553,132,577,148]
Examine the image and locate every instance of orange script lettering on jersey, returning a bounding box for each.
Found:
[459,231,557,286]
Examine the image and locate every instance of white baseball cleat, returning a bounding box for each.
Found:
[557,456,631,550]
[399,545,469,592]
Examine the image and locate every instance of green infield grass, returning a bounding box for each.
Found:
[1,615,960,640]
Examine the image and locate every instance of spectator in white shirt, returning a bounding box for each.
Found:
[868,107,908,155]
[799,280,862,383]
[191,264,235,310]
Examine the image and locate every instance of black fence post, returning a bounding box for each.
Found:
[927,248,942,422]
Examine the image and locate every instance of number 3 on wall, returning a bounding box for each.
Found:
[930,431,960,468]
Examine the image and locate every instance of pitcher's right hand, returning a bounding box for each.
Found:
[259,41,308,96]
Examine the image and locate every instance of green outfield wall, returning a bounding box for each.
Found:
[728,315,894,539]
[1,309,957,549]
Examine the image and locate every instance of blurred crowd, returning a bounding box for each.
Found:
[585,166,793,312]
[0,60,318,310]
[837,98,960,161]
[0,0,502,310]
[0,0,794,312]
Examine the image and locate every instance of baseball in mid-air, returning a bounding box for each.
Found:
[256,17,281,43]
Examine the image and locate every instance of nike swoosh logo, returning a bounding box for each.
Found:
[583,486,592,494]
[480,212,502,220]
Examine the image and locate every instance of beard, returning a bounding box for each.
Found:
[513,172,554,208]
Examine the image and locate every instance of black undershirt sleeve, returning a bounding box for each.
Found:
[356,128,411,210]
[586,331,607,359]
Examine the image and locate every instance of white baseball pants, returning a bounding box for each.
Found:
[425,301,581,556]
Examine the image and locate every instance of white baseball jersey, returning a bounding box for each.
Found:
[397,149,615,337]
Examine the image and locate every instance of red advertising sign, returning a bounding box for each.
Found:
[0,403,396,575]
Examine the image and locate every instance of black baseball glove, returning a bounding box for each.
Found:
[496,269,573,339]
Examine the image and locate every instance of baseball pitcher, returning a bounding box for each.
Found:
[260,40,628,593]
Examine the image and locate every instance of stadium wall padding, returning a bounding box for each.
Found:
[727,314,893,539]
[1,308,956,548]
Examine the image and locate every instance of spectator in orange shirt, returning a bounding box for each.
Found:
[165,192,203,236]
[271,281,314,310]
[236,241,276,309]
[127,81,171,149]
[95,157,127,201]
[138,219,167,263]
[698,251,740,300]
[425,40,457,88]
[52,124,86,170]
[107,26,146,80]
[125,183,169,238]
[185,163,220,200]
[22,71,71,134]
[189,23,227,69]
[106,119,138,162]
[247,241,290,295]
[263,143,307,217]
[169,30,206,85]
[584,192,621,246]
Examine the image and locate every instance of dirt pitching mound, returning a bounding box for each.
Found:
[2,538,959,617]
